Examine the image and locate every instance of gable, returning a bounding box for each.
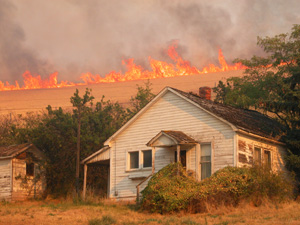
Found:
[107,89,234,146]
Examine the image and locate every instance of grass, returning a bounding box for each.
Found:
[0,199,300,224]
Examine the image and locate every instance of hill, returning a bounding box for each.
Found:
[0,70,243,115]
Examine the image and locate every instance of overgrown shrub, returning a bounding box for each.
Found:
[141,163,294,213]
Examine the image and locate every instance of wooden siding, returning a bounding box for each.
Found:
[12,158,44,201]
[0,159,12,201]
[109,91,235,199]
[237,133,286,172]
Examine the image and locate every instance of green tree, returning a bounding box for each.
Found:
[128,80,155,117]
[213,24,300,183]
[70,88,94,194]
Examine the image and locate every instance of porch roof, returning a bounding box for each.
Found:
[81,146,110,164]
[147,130,197,147]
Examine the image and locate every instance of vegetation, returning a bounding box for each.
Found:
[141,163,294,214]
[213,24,300,186]
[0,82,155,197]
[1,199,300,225]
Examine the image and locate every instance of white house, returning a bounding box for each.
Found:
[82,87,286,200]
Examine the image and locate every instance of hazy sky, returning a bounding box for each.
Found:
[1,0,300,83]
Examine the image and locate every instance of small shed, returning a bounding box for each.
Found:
[0,143,46,201]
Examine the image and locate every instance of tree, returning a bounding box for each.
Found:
[213,24,300,183]
[128,80,155,117]
[70,88,94,194]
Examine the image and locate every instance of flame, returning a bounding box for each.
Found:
[0,43,246,91]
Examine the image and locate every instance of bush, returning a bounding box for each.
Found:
[141,163,294,213]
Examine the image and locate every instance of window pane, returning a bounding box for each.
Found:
[201,144,211,179]
[201,162,211,180]
[254,147,261,162]
[129,152,139,169]
[143,150,152,168]
[264,151,271,167]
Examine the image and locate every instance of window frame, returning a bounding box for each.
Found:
[253,146,272,169]
[127,149,152,171]
[26,162,35,177]
[128,151,139,170]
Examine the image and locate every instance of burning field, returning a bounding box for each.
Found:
[0,44,244,115]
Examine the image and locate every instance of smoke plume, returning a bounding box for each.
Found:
[1,0,300,83]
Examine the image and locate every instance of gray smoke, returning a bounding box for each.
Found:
[1,0,300,84]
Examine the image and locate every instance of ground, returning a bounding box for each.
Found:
[1,199,300,225]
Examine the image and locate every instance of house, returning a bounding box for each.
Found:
[82,86,286,200]
[0,143,46,201]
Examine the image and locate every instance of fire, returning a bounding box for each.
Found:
[0,43,246,91]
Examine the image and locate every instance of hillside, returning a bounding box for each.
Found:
[0,70,243,115]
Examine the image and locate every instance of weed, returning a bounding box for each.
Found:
[88,215,117,225]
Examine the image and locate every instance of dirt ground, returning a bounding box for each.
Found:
[1,199,300,225]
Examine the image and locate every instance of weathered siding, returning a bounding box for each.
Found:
[12,158,44,201]
[109,91,235,199]
[0,159,12,201]
[237,133,286,172]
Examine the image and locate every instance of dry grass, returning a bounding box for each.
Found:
[1,199,300,225]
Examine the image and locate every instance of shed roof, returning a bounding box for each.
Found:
[0,143,44,159]
[170,87,284,140]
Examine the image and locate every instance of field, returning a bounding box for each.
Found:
[1,200,300,225]
[0,70,244,115]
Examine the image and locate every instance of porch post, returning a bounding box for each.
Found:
[152,147,156,174]
[177,145,180,175]
[83,164,88,200]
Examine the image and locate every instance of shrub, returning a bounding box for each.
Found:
[141,163,294,213]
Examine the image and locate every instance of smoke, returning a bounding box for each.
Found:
[1,0,300,83]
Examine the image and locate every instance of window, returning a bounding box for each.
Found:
[254,147,261,163]
[264,150,271,168]
[26,162,34,176]
[200,143,211,180]
[129,151,139,169]
[143,150,152,168]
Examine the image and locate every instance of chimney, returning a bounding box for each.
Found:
[199,87,211,100]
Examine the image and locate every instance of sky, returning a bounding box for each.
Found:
[1,0,300,83]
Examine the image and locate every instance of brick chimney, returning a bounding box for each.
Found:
[199,87,211,100]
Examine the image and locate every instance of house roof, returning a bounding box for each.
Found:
[0,143,44,159]
[104,86,284,146]
[170,87,284,140]
[147,130,197,147]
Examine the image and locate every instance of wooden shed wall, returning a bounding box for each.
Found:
[109,91,235,199]
[12,158,44,201]
[0,159,12,201]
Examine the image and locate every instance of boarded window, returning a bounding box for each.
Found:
[26,163,34,176]
[254,147,261,163]
[200,144,211,180]
[143,150,152,168]
[264,150,271,168]
[129,152,139,169]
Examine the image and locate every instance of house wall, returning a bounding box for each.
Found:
[237,133,286,172]
[109,91,235,199]
[0,159,12,201]
[11,157,44,201]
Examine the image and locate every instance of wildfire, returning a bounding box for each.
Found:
[0,43,246,91]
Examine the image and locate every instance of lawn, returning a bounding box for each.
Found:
[1,199,300,225]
